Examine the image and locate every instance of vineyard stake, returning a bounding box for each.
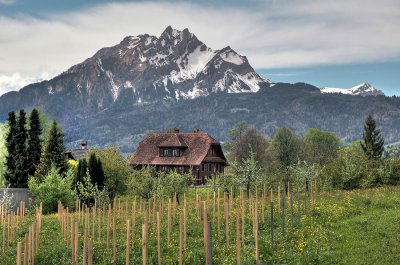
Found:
[126,219,130,265]
[157,212,161,265]
[236,210,240,265]
[142,223,148,265]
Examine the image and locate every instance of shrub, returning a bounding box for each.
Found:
[28,166,77,213]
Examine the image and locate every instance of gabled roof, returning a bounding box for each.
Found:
[129,133,227,166]
[158,134,188,147]
[65,148,88,160]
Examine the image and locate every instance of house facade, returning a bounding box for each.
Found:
[129,128,228,185]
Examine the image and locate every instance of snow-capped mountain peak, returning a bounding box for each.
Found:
[65,26,271,103]
[320,83,385,97]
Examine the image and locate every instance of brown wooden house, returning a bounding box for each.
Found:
[129,128,228,185]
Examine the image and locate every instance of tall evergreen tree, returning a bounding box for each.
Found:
[13,110,29,187]
[75,159,87,189]
[88,153,105,189]
[4,111,17,186]
[361,114,384,160]
[34,120,68,181]
[27,108,42,176]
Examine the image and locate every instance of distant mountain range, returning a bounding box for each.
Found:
[0,27,399,154]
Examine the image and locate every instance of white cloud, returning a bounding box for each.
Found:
[0,0,399,95]
[0,72,54,95]
[0,0,16,5]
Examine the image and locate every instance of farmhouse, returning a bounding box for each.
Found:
[129,128,228,185]
[65,141,89,160]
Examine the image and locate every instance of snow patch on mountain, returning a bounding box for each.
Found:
[321,83,384,97]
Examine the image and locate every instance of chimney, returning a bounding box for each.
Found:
[80,141,88,150]
[174,127,180,133]
[193,128,200,133]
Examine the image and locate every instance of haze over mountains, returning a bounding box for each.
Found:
[0,27,398,153]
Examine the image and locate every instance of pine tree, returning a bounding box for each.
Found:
[27,108,42,176]
[12,110,29,187]
[34,120,68,181]
[4,111,17,186]
[361,114,384,160]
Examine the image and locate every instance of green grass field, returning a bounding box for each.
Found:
[1,187,400,264]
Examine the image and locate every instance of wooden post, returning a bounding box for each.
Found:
[167,199,171,244]
[17,241,22,265]
[71,220,75,265]
[290,192,294,232]
[183,194,187,248]
[157,212,161,265]
[236,210,240,265]
[74,222,78,265]
[270,194,274,252]
[113,210,117,265]
[97,208,101,242]
[224,193,229,251]
[207,222,213,265]
[255,194,259,265]
[88,239,93,265]
[132,201,136,249]
[281,194,285,241]
[217,188,220,238]
[142,223,148,265]
[126,220,130,265]
[179,215,183,265]
[241,192,244,243]
[278,186,281,212]
[107,204,111,254]
[2,215,5,253]
[203,202,208,265]
[83,210,88,265]
[24,234,28,265]
[213,191,216,225]
[297,191,301,226]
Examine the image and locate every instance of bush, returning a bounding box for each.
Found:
[28,167,77,213]
[129,166,192,201]
[154,170,192,200]
[90,146,130,198]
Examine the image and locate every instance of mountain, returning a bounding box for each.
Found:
[0,26,269,118]
[0,27,399,154]
[320,83,385,96]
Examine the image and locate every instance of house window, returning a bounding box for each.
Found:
[160,148,181,157]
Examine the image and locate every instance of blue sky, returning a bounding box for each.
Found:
[0,0,399,95]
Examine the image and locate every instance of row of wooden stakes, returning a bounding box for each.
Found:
[53,182,317,265]
[15,203,42,265]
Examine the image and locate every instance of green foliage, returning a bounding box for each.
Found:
[208,172,238,194]
[34,120,68,181]
[27,108,42,176]
[89,146,129,198]
[88,153,105,189]
[28,167,77,214]
[129,166,156,199]
[272,126,302,170]
[129,166,192,200]
[74,159,87,189]
[231,127,270,167]
[290,160,321,191]
[233,149,262,196]
[0,123,7,187]
[5,110,30,187]
[225,121,249,151]
[303,128,340,165]
[76,173,109,207]
[361,114,384,160]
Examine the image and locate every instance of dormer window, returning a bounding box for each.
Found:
[160,148,182,157]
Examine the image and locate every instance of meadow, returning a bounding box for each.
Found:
[1,186,400,265]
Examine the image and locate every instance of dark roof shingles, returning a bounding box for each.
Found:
[130,133,224,166]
